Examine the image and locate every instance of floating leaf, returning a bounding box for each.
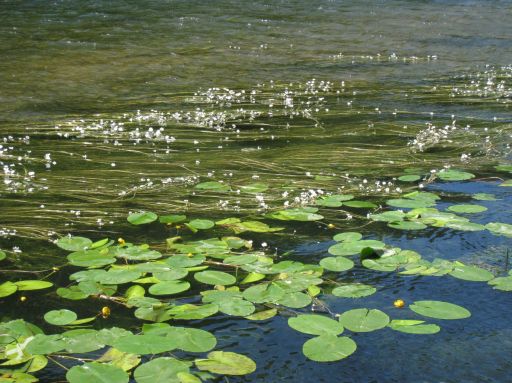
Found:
[369,211,406,222]
[218,298,256,316]
[332,284,376,298]
[94,270,142,285]
[159,214,187,224]
[115,246,162,261]
[328,240,385,256]
[320,257,354,272]
[388,320,440,334]
[342,200,377,208]
[288,314,344,336]
[449,263,494,282]
[447,204,487,214]
[398,175,421,182]
[315,194,353,207]
[134,357,190,383]
[266,208,324,221]
[445,221,485,231]
[486,222,512,237]
[0,250,5,261]
[68,250,116,268]
[195,351,256,375]
[151,327,217,353]
[489,276,512,291]
[0,281,18,298]
[44,309,77,326]
[67,362,129,383]
[409,300,470,320]
[195,181,230,192]
[56,286,89,300]
[149,281,191,296]
[388,221,427,230]
[127,212,158,225]
[194,270,236,286]
[338,308,389,332]
[473,193,496,201]
[437,169,475,181]
[499,180,512,187]
[302,335,356,362]
[57,236,92,252]
[171,303,219,320]
[276,292,312,308]
[240,183,269,193]
[113,335,178,354]
[186,219,215,231]
[333,232,362,242]
[96,348,141,372]
[245,308,278,321]
[495,164,512,172]
[242,283,285,304]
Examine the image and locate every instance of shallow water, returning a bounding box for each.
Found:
[1,1,512,382]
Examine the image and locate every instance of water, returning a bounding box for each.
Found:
[1,1,512,382]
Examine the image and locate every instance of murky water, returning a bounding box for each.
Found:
[1,1,512,382]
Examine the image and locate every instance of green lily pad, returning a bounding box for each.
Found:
[398,175,421,182]
[217,298,255,316]
[266,208,324,221]
[369,211,406,222]
[486,222,512,237]
[338,308,389,332]
[409,300,470,320]
[127,212,158,225]
[245,308,278,321]
[14,279,53,291]
[342,200,377,208]
[388,320,440,334]
[328,240,385,256]
[0,281,18,298]
[302,335,357,362]
[194,270,236,286]
[134,357,190,383]
[473,193,496,201]
[195,351,256,375]
[186,219,215,231]
[332,284,376,298]
[171,303,219,320]
[288,314,344,336]
[0,250,5,261]
[57,236,92,252]
[94,270,142,284]
[437,169,475,181]
[113,334,178,354]
[149,281,191,295]
[315,194,353,207]
[68,250,116,268]
[386,199,435,209]
[449,264,494,282]
[489,276,512,291]
[44,309,78,326]
[447,204,487,214]
[276,291,312,308]
[320,257,354,272]
[159,214,187,224]
[499,180,512,187]
[153,327,217,353]
[67,362,129,383]
[495,164,512,172]
[388,221,427,230]
[333,232,363,242]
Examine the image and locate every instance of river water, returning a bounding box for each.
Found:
[1,1,512,382]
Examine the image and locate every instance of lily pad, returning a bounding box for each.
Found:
[386,199,435,209]
[437,169,475,181]
[447,204,487,214]
[320,257,354,272]
[388,320,440,334]
[398,175,421,182]
[159,214,187,224]
[288,314,344,336]
[338,308,389,332]
[332,284,376,298]
[486,222,512,237]
[342,200,377,208]
[149,281,191,295]
[67,362,129,383]
[388,221,427,230]
[195,351,256,375]
[194,270,236,286]
[333,232,363,242]
[409,300,470,320]
[473,193,496,201]
[127,212,158,225]
[134,357,190,383]
[240,183,269,193]
[113,334,178,354]
[0,281,18,298]
[449,264,494,282]
[57,236,92,252]
[44,309,77,326]
[302,335,357,362]
[186,219,215,231]
[266,208,324,221]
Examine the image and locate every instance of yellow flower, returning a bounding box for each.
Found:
[327,223,336,229]
[394,299,405,308]
[117,238,125,245]
[101,306,111,318]
[20,296,27,302]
